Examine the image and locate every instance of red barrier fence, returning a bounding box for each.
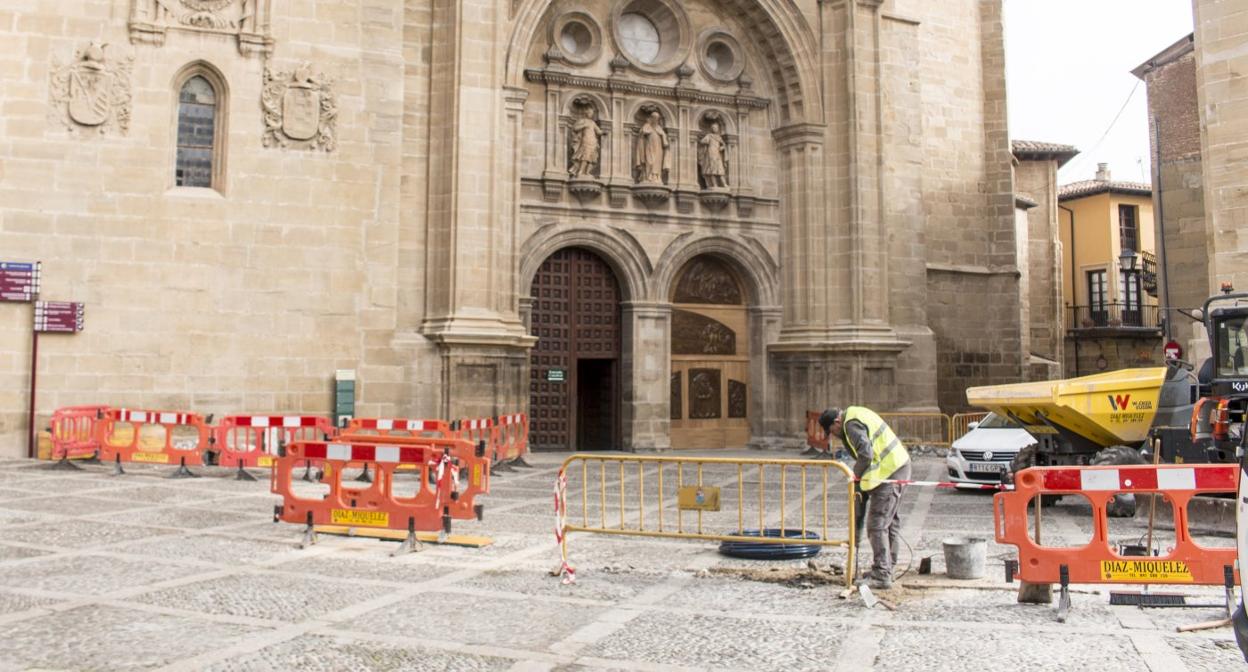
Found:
[344,418,452,438]
[50,405,108,461]
[495,413,530,467]
[98,408,210,475]
[215,415,333,469]
[995,463,1240,620]
[271,438,489,552]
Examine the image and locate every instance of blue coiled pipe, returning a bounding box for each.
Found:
[718,528,823,560]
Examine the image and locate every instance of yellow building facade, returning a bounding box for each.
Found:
[1058,164,1161,373]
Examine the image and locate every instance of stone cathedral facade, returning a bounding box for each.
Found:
[0,0,1024,455]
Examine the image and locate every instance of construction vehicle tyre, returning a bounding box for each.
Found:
[1092,445,1147,518]
[1010,445,1061,506]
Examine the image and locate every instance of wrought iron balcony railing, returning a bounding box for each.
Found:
[1068,303,1162,330]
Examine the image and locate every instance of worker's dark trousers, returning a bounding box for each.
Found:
[860,461,910,580]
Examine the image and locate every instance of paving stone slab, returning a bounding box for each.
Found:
[485,512,560,535]
[560,537,715,575]
[271,552,459,585]
[88,484,238,505]
[91,505,256,530]
[205,633,514,672]
[890,586,1114,627]
[873,625,1145,672]
[0,507,61,527]
[0,552,194,596]
[0,494,150,516]
[112,533,299,566]
[350,590,605,650]
[0,604,268,671]
[0,518,179,550]
[0,589,63,613]
[662,574,859,619]
[456,567,667,603]
[0,542,55,562]
[132,573,396,623]
[1165,635,1244,672]
[582,610,849,671]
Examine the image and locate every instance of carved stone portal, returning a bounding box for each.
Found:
[49,43,133,136]
[261,63,338,152]
[128,0,274,56]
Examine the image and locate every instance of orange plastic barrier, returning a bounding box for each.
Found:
[456,417,498,465]
[495,413,530,466]
[271,438,489,552]
[805,411,829,452]
[50,405,108,461]
[995,464,1240,619]
[344,417,452,438]
[98,408,209,475]
[214,415,333,469]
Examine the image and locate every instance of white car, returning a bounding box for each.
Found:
[946,413,1036,486]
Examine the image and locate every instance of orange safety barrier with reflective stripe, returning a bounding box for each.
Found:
[344,417,452,438]
[996,464,1239,586]
[98,408,209,471]
[50,405,108,460]
[456,417,498,463]
[271,438,489,552]
[495,413,530,465]
[215,415,333,469]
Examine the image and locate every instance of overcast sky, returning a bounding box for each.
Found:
[1003,0,1195,185]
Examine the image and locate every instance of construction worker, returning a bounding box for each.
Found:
[819,406,911,589]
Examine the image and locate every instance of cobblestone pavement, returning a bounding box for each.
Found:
[0,453,1240,671]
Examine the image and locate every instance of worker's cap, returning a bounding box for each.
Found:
[818,408,842,433]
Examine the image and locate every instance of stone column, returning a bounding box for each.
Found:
[1194,0,1248,294]
[423,0,533,420]
[621,301,671,452]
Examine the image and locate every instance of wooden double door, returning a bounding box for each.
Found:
[528,248,621,451]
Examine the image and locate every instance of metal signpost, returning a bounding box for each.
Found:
[28,301,86,457]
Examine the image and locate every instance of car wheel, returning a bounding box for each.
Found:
[1092,445,1147,518]
[1011,444,1061,506]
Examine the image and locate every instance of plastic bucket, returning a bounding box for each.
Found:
[942,536,987,580]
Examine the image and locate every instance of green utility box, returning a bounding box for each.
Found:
[335,369,356,428]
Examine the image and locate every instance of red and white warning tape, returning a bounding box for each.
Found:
[553,469,575,584]
[872,478,1011,491]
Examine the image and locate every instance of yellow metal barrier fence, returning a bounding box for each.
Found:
[878,412,952,447]
[951,411,989,442]
[554,454,857,586]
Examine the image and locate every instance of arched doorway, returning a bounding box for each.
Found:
[669,256,749,449]
[529,247,621,451]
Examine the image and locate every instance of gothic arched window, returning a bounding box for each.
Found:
[174,66,226,190]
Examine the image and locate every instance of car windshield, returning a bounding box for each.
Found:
[974,413,1014,429]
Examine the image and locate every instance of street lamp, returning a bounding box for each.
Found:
[1119,248,1138,271]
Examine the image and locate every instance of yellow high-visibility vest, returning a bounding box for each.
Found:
[840,406,910,491]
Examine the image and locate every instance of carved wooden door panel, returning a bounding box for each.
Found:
[670,257,750,449]
[529,248,621,451]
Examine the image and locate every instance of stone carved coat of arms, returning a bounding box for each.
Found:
[49,43,134,135]
[261,63,337,151]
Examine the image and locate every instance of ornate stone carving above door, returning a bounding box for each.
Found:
[128,0,274,56]
[672,309,736,356]
[261,63,338,151]
[49,43,133,136]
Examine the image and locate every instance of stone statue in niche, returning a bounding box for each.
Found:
[634,108,670,184]
[128,0,273,56]
[568,100,603,178]
[698,120,728,189]
[49,42,133,135]
[261,62,338,151]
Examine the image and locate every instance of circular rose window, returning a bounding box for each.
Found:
[619,13,661,64]
[560,21,593,57]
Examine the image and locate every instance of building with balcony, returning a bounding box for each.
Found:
[1059,164,1163,374]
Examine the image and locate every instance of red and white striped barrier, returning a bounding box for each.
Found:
[1039,465,1236,492]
